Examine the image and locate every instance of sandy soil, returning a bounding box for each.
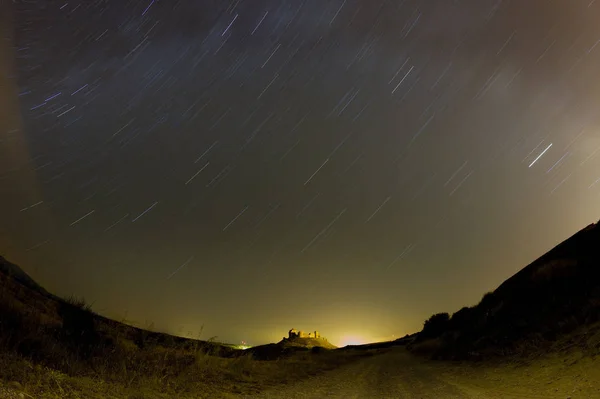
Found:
[245,347,600,398]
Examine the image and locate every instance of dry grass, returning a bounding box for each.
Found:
[0,348,361,398]
[0,272,364,398]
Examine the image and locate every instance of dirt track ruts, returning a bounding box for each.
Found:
[242,347,598,398]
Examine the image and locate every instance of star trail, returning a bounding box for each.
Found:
[1,0,600,346]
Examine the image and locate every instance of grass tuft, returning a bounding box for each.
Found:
[0,269,365,398]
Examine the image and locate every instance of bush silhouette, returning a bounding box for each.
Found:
[479,291,496,308]
[449,306,475,330]
[57,296,100,358]
[0,296,24,343]
[421,312,450,339]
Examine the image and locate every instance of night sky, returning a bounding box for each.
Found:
[1,0,600,347]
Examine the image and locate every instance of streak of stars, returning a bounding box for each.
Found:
[2,0,600,345]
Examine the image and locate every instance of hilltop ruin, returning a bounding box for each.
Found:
[279,328,336,349]
[288,328,322,339]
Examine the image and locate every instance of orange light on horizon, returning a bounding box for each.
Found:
[338,335,367,346]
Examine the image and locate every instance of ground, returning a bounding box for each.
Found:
[2,344,599,398]
[250,346,600,399]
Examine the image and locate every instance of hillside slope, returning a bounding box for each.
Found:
[281,336,337,350]
[0,255,368,398]
[245,336,337,361]
[415,220,600,359]
[0,256,50,297]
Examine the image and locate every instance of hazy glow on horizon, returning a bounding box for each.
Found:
[339,336,366,346]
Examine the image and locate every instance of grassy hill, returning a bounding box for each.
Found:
[0,255,51,297]
[0,256,367,398]
[280,336,337,350]
[243,336,337,361]
[411,219,600,360]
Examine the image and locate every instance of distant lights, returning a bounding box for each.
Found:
[236,341,251,350]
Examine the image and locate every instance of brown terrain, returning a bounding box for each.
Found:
[1,220,600,398]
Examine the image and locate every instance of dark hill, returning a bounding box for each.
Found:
[0,254,240,361]
[247,336,337,361]
[0,255,50,297]
[244,343,311,361]
[413,220,600,359]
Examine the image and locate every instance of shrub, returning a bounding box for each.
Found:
[479,292,496,308]
[0,297,25,346]
[57,296,100,358]
[421,312,450,339]
[449,306,475,331]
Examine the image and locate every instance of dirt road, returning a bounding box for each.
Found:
[245,347,599,398]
